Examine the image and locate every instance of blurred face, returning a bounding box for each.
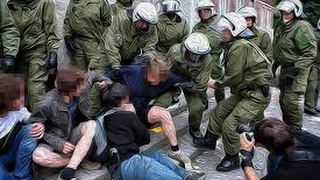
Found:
[69,82,84,98]
[281,11,294,23]
[199,9,212,21]
[147,67,161,86]
[134,20,150,33]
[245,17,254,28]
[222,29,233,42]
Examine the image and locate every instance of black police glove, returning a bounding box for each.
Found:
[133,55,151,66]
[174,82,195,91]
[284,67,299,87]
[47,52,57,70]
[65,36,76,52]
[0,55,15,73]
[240,149,254,169]
[111,68,122,82]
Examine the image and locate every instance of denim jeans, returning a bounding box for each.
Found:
[0,125,37,180]
[113,151,188,180]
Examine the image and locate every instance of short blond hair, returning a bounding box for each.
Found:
[146,59,169,82]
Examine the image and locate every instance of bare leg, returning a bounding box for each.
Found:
[32,144,70,168]
[66,120,96,169]
[148,106,178,146]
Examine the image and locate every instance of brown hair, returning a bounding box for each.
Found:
[254,118,294,153]
[0,74,23,112]
[146,59,169,82]
[56,67,85,94]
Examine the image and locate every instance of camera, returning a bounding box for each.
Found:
[236,124,254,141]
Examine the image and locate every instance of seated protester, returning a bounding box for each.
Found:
[28,67,108,180]
[105,59,192,165]
[102,83,206,180]
[240,118,320,180]
[0,74,41,180]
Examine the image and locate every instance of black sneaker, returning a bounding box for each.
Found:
[185,171,206,180]
[216,154,240,172]
[193,131,218,150]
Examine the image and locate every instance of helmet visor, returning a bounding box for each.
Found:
[212,17,233,33]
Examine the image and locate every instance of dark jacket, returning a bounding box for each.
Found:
[106,65,188,117]
[262,129,320,180]
[28,89,91,152]
[103,109,150,161]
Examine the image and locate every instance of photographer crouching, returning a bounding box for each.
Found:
[239,118,320,180]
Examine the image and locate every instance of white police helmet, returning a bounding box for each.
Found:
[162,0,181,12]
[133,2,158,25]
[196,0,217,17]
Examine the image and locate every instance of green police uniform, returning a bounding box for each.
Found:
[106,14,158,67]
[156,14,189,55]
[207,39,272,155]
[111,1,129,18]
[193,18,225,102]
[64,0,112,71]
[154,44,213,131]
[7,0,60,110]
[274,20,317,128]
[250,26,273,66]
[305,30,320,111]
[0,0,20,58]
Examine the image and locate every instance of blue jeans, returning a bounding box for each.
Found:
[114,151,188,180]
[0,125,37,180]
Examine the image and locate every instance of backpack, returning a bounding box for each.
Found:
[90,109,117,163]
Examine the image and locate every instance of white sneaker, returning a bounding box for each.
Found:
[167,150,191,164]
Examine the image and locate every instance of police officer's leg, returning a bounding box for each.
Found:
[304,65,319,115]
[27,50,47,111]
[71,44,88,71]
[185,93,206,139]
[193,95,241,149]
[218,90,270,172]
[280,67,310,128]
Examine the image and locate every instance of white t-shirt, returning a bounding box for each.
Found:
[0,107,30,139]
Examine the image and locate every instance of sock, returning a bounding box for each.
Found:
[170,145,179,152]
[60,167,76,180]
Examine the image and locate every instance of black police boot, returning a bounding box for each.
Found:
[216,153,240,172]
[304,106,320,116]
[189,128,203,139]
[193,130,218,150]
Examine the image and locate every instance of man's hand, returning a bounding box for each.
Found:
[95,79,113,89]
[240,133,255,152]
[207,78,216,89]
[30,123,45,139]
[240,133,255,169]
[62,142,75,154]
